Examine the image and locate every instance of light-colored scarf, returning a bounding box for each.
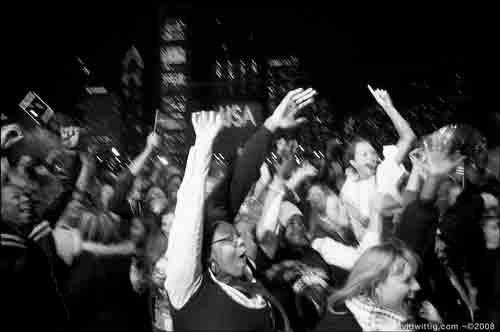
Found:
[346,296,412,331]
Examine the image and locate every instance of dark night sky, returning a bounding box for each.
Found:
[8,4,484,141]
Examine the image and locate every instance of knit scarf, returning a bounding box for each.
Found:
[345,296,412,331]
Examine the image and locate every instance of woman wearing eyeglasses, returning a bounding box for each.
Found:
[162,89,317,332]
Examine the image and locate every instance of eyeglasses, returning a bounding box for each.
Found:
[211,233,242,246]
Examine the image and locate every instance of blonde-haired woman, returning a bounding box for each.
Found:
[314,240,442,331]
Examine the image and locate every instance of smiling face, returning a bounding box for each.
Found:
[482,217,500,249]
[350,140,380,179]
[325,194,350,228]
[210,222,247,278]
[283,215,309,247]
[146,186,168,215]
[375,258,421,314]
[1,185,32,225]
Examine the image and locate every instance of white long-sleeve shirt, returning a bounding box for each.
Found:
[311,230,380,270]
[162,143,266,311]
[163,145,208,309]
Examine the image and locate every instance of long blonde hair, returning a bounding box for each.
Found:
[329,239,419,309]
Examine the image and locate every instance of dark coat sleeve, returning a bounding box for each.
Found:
[395,199,439,259]
[207,126,274,223]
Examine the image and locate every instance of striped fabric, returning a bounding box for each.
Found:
[0,233,27,249]
[28,221,52,242]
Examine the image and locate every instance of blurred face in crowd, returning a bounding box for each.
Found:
[284,215,309,247]
[210,222,247,278]
[375,258,421,314]
[101,184,115,208]
[130,218,146,244]
[350,140,379,179]
[166,176,181,206]
[205,176,220,195]
[60,126,80,149]
[146,186,168,215]
[482,217,500,249]
[161,213,174,236]
[307,185,327,213]
[434,235,448,261]
[1,185,32,225]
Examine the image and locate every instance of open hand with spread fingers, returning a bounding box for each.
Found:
[368,84,394,110]
[192,111,224,147]
[265,88,317,131]
[423,140,465,178]
[1,124,24,149]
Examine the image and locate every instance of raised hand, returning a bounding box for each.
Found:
[1,123,24,149]
[368,85,394,110]
[295,162,318,180]
[192,111,224,146]
[287,161,318,191]
[423,141,465,177]
[409,147,428,179]
[146,132,161,150]
[418,300,443,323]
[259,162,272,185]
[266,88,317,131]
[60,126,80,149]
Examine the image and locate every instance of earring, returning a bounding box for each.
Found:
[210,261,219,275]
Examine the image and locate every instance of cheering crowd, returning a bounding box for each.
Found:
[1,86,498,332]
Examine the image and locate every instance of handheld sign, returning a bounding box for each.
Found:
[19,91,54,125]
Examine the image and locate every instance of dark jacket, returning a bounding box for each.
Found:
[396,199,474,323]
[62,252,151,332]
[0,220,70,332]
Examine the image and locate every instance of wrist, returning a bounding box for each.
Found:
[264,117,279,133]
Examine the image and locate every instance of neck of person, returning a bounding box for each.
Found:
[215,269,249,287]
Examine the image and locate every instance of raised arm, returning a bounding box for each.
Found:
[108,132,159,216]
[396,142,464,256]
[368,85,416,164]
[164,111,223,310]
[223,88,317,220]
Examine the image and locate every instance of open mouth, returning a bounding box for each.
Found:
[238,250,247,260]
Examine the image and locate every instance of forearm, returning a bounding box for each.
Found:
[229,125,275,219]
[75,164,91,192]
[420,175,444,203]
[128,145,153,176]
[164,145,210,309]
[383,106,416,142]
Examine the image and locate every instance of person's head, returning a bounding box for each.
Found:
[329,240,420,315]
[1,184,32,225]
[166,174,182,206]
[130,217,146,244]
[481,213,500,249]
[279,201,309,247]
[207,221,247,280]
[100,184,115,208]
[307,185,328,213]
[146,186,168,215]
[345,137,380,179]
